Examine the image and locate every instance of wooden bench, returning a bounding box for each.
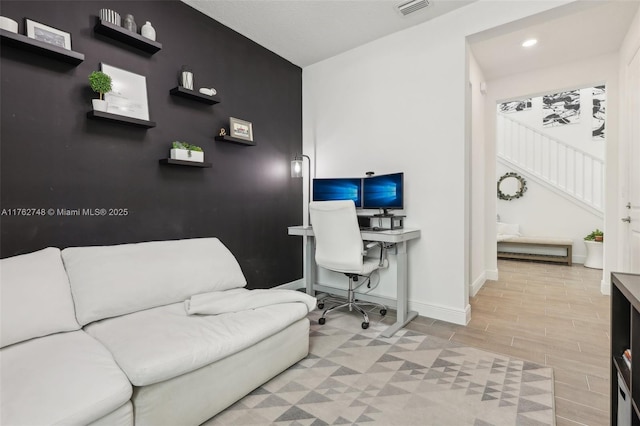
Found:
[497,236,573,266]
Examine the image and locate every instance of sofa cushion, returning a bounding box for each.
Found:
[0,247,80,348]
[84,301,310,386]
[62,238,247,325]
[0,331,132,426]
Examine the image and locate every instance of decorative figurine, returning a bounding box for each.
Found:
[198,88,217,96]
[219,128,226,136]
[123,14,137,32]
[180,66,194,90]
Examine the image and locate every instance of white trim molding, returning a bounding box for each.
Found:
[409,299,471,326]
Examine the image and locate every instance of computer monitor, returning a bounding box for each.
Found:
[362,172,404,215]
[312,178,362,208]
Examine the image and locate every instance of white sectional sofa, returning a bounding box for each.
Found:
[1,238,312,426]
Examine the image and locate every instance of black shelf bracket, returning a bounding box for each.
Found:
[215,135,256,146]
[93,18,162,54]
[0,29,85,65]
[159,159,212,168]
[87,110,156,128]
[170,87,221,105]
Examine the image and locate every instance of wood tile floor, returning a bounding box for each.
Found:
[401,259,610,426]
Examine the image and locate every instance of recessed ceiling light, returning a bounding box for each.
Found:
[522,39,538,48]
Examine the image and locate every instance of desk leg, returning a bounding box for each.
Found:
[304,235,315,295]
[380,240,418,338]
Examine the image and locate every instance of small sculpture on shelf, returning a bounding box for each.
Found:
[180,66,194,90]
[219,128,226,137]
[198,87,217,96]
[99,9,121,26]
[88,70,112,112]
[123,14,137,32]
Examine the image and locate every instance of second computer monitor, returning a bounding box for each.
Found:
[362,172,404,211]
[312,177,362,208]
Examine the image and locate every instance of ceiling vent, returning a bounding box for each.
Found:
[396,0,430,16]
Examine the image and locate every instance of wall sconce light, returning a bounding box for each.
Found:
[291,154,311,225]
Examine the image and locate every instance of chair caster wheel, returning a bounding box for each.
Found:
[380,309,387,316]
[318,303,324,309]
[361,322,369,329]
[318,317,326,325]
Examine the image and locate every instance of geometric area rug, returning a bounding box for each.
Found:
[205,310,555,426]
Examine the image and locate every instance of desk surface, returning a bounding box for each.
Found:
[288,225,421,243]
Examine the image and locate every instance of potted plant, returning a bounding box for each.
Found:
[170,141,204,163]
[88,71,112,112]
[584,229,604,242]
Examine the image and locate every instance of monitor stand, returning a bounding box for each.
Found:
[373,209,394,217]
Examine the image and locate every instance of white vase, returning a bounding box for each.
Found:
[141,21,156,41]
[92,99,108,112]
[170,148,203,163]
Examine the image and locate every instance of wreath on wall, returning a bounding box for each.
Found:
[497,172,527,201]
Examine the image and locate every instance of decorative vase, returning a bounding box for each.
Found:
[123,14,137,32]
[180,66,194,90]
[92,99,108,112]
[141,21,156,41]
[99,9,121,26]
[170,148,203,163]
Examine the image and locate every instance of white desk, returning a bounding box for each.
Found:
[288,226,421,337]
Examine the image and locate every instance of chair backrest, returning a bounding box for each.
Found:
[309,201,364,273]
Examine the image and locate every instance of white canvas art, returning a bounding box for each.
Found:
[101,64,150,121]
[542,90,580,127]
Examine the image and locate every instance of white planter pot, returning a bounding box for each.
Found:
[92,99,108,112]
[583,240,603,269]
[171,148,204,163]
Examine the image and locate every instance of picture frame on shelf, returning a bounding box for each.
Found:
[101,63,150,121]
[25,18,72,50]
[230,117,253,142]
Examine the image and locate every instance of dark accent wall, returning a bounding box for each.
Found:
[0,1,303,288]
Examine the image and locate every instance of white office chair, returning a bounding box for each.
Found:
[309,200,387,329]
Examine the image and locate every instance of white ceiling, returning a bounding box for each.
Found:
[181,0,639,79]
[468,1,640,81]
[182,0,476,67]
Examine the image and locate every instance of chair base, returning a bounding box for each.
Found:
[318,275,387,330]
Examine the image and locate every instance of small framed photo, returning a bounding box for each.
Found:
[25,19,72,50]
[230,117,253,141]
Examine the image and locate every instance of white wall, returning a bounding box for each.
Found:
[469,51,489,296]
[483,52,620,290]
[496,161,603,264]
[303,0,572,325]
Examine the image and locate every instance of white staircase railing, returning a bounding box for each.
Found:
[497,114,604,218]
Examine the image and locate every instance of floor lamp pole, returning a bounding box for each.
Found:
[292,154,311,226]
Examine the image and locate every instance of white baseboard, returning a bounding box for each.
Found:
[573,255,586,265]
[280,279,469,325]
[600,278,610,295]
[470,272,486,297]
[470,269,499,296]
[410,299,470,325]
[275,279,305,290]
